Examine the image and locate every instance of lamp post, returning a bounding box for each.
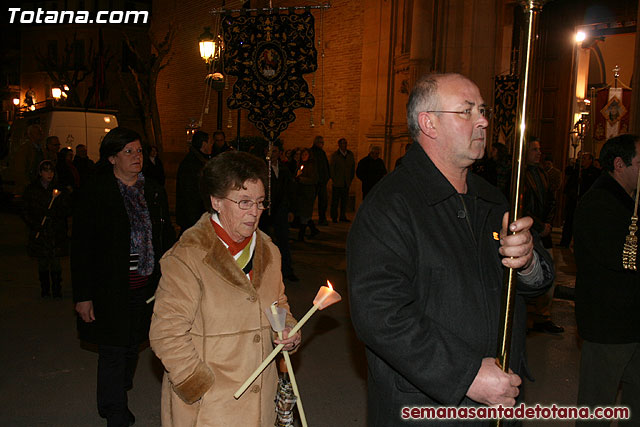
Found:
[199,26,225,130]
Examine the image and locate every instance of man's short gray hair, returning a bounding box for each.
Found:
[406,73,465,141]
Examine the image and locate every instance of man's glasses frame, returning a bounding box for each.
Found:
[426,106,493,121]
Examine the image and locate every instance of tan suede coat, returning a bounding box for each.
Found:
[150,214,295,426]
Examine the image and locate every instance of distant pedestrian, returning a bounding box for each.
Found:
[260,143,299,281]
[559,152,601,247]
[144,145,166,186]
[44,136,61,164]
[57,147,80,193]
[295,148,320,241]
[22,160,70,298]
[311,136,330,225]
[356,145,386,199]
[329,138,355,223]
[211,130,232,157]
[73,144,96,188]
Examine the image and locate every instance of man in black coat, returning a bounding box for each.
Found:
[259,142,298,281]
[311,135,330,225]
[356,144,387,199]
[347,73,554,426]
[176,131,213,233]
[211,130,232,157]
[574,134,640,425]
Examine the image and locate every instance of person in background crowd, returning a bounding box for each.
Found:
[176,130,213,234]
[310,135,330,226]
[295,148,320,241]
[574,134,640,426]
[44,136,61,165]
[356,144,387,199]
[522,137,562,335]
[287,148,302,175]
[57,147,80,193]
[211,130,232,157]
[348,73,553,426]
[559,151,601,247]
[543,154,562,202]
[22,160,70,298]
[260,142,299,281]
[73,144,96,188]
[330,138,355,223]
[21,124,45,191]
[491,142,512,200]
[144,145,166,186]
[149,150,299,427]
[394,142,412,169]
[72,127,175,427]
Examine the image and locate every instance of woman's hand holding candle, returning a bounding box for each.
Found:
[273,327,301,352]
[234,281,341,399]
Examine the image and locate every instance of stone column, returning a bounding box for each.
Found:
[408,0,434,87]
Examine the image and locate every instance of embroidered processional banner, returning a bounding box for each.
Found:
[222,12,317,141]
[594,87,632,142]
[493,75,519,151]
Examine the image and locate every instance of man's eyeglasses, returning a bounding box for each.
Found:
[426,106,493,121]
[224,197,270,210]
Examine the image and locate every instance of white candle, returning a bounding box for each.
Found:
[234,281,341,399]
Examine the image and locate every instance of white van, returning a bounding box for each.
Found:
[2,107,118,194]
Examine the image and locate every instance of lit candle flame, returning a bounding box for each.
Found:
[53,189,60,197]
[327,280,333,290]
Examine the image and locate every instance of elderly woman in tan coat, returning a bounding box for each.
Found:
[150,151,300,426]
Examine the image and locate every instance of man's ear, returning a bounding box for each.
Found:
[418,112,437,139]
[613,156,625,171]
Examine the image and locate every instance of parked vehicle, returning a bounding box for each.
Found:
[1,107,118,196]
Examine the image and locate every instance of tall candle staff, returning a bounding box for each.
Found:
[234,280,341,399]
[494,1,549,426]
[35,189,61,239]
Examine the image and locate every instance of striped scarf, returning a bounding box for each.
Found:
[211,214,255,279]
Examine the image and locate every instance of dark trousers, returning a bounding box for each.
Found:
[331,186,348,221]
[269,205,294,276]
[577,341,640,426]
[316,182,328,222]
[96,287,148,426]
[560,196,577,246]
[97,343,139,426]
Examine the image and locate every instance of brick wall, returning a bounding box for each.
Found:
[152,0,364,210]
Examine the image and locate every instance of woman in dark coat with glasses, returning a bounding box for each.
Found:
[72,127,175,426]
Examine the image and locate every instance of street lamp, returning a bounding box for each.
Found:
[198,25,225,130]
[199,27,220,63]
[12,98,19,106]
[52,87,62,100]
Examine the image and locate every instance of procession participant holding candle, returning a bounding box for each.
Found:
[22,160,70,298]
[149,150,300,427]
[72,127,174,427]
[347,73,555,426]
